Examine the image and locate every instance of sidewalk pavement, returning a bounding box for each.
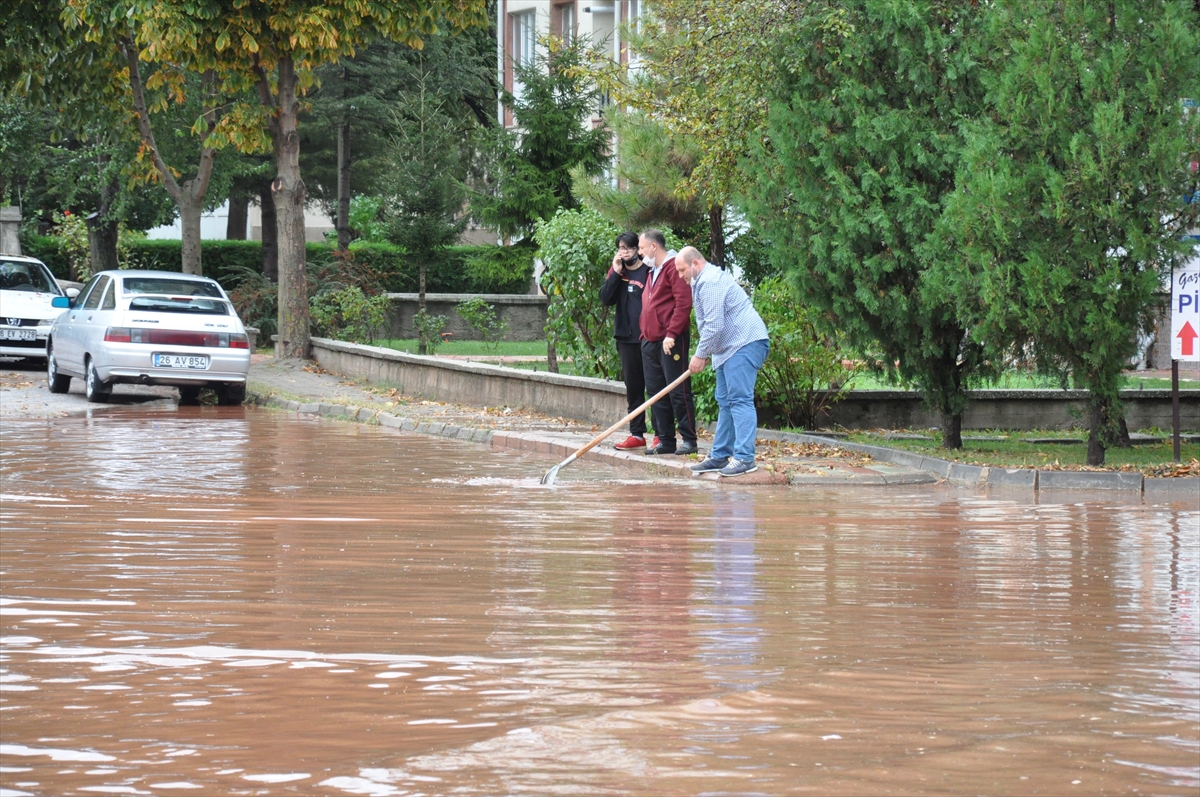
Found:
[248,355,933,487]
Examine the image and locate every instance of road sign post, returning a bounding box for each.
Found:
[1170,251,1199,462]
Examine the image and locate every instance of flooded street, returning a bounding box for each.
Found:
[1,408,1197,796]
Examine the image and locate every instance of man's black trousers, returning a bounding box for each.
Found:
[641,333,697,448]
[617,340,647,437]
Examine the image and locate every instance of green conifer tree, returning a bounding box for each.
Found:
[744,0,990,448]
[474,38,609,241]
[938,0,1200,465]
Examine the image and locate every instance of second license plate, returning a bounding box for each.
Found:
[153,353,210,370]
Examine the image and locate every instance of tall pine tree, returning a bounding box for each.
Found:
[937,0,1200,465]
[745,0,990,448]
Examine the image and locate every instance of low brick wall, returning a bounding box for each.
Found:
[311,338,1199,431]
[821,389,1199,431]
[384,293,548,342]
[311,338,625,425]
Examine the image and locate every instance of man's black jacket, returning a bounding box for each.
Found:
[600,261,649,344]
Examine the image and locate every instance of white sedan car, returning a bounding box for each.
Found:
[0,255,76,363]
[47,270,251,404]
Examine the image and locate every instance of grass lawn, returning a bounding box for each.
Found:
[835,429,1199,474]
[374,339,606,375]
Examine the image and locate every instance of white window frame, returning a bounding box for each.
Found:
[560,3,576,44]
[510,10,537,102]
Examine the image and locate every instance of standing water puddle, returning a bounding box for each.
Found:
[1,407,1197,795]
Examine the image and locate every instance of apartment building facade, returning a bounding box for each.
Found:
[497,1,641,129]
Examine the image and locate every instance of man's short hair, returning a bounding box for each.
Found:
[676,246,704,265]
[616,231,640,250]
[639,229,667,249]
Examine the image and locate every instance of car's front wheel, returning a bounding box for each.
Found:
[215,382,246,406]
[85,358,111,403]
[47,346,71,394]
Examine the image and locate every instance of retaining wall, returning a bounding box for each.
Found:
[821,389,1199,431]
[311,337,625,425]
[311,338,1199,431]
[384,293,548,342]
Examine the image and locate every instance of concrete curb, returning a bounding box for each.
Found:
[251,393,495,445]
[762,429,1194,503]
[250,391,785,485]
[249,392,1194,500]
[1143,477,1200,502]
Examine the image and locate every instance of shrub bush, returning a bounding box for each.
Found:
[456,296,510,349]
[687,277,849,430]
[310,285,390,344]
[307,241,532,294]
[30,238,532,295]
[752,277,850,429]
[533,207,621,380]
[23,235,72,279]
[461,242,536,294]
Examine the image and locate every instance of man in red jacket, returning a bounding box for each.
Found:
[638,229,698,456]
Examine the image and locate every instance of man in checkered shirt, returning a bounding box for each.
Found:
[674,246,770,477]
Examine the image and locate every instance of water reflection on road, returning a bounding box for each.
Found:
[1,407,1197,796]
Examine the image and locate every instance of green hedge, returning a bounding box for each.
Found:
[22,236,71,279]
[21,236,534,294]
[308,241,534,294]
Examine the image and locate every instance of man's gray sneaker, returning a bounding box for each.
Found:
[690,456,729,474]
[718,459,758,477]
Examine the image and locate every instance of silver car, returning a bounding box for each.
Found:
[47,270,251,404]
[0,255,76,363]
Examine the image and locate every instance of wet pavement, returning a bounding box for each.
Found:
[1,406,1197,796]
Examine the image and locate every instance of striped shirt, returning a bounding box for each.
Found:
[691,264,769,368]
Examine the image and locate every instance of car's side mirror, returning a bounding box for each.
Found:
[52,296,71,309]
[66,287,80,299]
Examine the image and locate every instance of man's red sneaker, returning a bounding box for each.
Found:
[614,435,646,450]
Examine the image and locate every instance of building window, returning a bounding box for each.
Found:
[512,10,536,70]
[628,0,640,31]
[558,3,576,44]
[510,10,537,103]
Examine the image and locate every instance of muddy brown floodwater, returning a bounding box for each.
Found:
[1,406,1197,796]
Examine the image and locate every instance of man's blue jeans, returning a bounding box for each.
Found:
[711,338,769,462]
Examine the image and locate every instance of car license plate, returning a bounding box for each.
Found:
[153,353,210,370]
[0,328,37,341]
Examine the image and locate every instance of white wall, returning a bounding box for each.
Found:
[144,200,335,243]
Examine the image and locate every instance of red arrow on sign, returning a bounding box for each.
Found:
[1180,321,1199,356]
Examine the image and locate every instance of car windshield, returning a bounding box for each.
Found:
[0,259,61,294]
[122,277,224,298]
[127,295,232,315]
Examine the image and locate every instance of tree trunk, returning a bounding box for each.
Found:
[417,263,427,355]
[1115,416,1132,448]
[336,120,351,252]
[122,41,218,274]
[940,409,963,449]
[268,57,310,359]
[179,194,203,276]
[227,189,249,240]
[274,170,309,358]
[1086,400,1107,466]
[259,181,278,281]
[86,174,120,273]
[85,214,119,274]
[547,341,559,373]
[708,204,725,268]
